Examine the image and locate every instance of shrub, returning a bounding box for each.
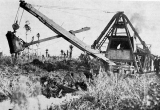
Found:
[1,56,160,110]
[57,70,160,110]
[0,56,12,66]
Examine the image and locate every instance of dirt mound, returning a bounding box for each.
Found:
[32,59,44,67]
[39,73,89,98]
[30,59,70,72]
[22,59,98,80]
[40,76,78,98]
[19,58,97,99]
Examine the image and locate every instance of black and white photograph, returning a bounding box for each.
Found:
[0,0,160,109]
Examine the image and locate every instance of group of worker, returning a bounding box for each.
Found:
[154,56,160,74]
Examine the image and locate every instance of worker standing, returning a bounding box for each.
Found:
[154,56,159,74]
[154,56,157,72]
[157,57,160,75]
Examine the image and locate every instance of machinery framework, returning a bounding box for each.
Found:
[92,12,155,73]
[6,1,156,73]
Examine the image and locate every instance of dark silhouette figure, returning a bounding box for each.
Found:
[69,45,73,59]
[154,56,159,74]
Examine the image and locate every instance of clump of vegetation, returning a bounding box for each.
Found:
[54,70,160,110]
[0,56,12,66]
[1,55,160,110]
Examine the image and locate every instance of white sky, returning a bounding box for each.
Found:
[0,0,160,57]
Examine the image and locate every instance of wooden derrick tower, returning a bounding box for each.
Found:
[92,12,155,73]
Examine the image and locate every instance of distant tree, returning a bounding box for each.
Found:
[0,52,2,58]
[37,33,40,41]
[61,50,64,56]
[69,45,73,59]
[36,33,40,56]
[66,50,69,57]
[24,20,31,60]
[31,36,34,42]
[24,20,31,42]
[42,55,45,58]
[46,49,48,57]
[24,20,31,32]
[42,55,45,61]
[64,52,66,58]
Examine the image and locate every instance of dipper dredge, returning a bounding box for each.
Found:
[6,0,155,73]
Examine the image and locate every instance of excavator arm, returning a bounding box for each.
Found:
[19,1,114,65]
[19,1,98,53]
[6,27,90,53]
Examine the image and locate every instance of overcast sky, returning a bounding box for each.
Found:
[0,0,160,57]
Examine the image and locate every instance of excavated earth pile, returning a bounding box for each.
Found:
[18,58,98,98]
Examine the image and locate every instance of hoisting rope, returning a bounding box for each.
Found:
[14,6,20,23]
[32,4,118,22]
[19,9,24,25]
[12,6,25,32]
